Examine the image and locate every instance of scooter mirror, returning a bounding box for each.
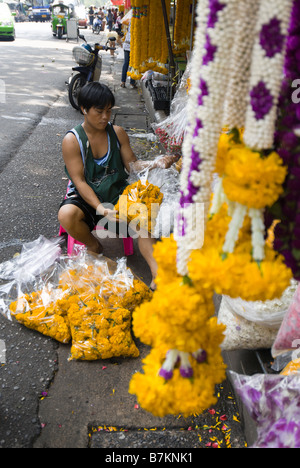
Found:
[78,34,87,42]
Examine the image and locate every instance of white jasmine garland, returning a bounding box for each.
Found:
[222,203,248,254]
[179,0,209,199]
[249,208,266,261]
[210,180,270,261]
[223,0,260,129]
[209,176,224,216]
[243,0,293,150]
[177,0,239,276]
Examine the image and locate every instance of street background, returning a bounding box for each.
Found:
[0,22,246,449]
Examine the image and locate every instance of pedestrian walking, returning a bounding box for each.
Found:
[88,5,94,28]
[121,16,136,89]
[106,8,113,32]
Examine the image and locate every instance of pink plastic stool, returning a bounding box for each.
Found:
[58,225,134,257]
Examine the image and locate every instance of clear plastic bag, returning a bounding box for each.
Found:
[230,370,300,448]
[272,282,300,358]
[222,279,298,329]
[0,236,63,319]
[218,298,278,350]
[115,171,164,236]
[4,244,152,356]
[0,235,63,283]
[68,306,140,361]
[152,60,192,157]
[153,106,187,157]
[128,158,180,238]
[10,282,73,344]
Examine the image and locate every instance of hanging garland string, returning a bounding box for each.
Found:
[174,0,193,55]
[129,0,171,77]
[211,0,293,264]
[129,0,143,80]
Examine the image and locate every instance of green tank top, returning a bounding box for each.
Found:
[65,123,129,206]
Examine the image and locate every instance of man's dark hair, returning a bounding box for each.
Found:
[78,82,115,112]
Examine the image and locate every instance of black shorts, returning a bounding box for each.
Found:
[59,194,134,238]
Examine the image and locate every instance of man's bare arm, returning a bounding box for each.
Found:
[114,126,179,172]
[62,133,109,216]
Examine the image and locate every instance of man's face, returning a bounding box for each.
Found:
[84,105,113,130]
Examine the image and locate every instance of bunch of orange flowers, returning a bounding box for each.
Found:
[115,180,163,233]
[10,257,152,360]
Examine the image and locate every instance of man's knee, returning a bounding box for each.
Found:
[58,204,83,230]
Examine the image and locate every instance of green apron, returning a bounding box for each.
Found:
[65,123,129,205]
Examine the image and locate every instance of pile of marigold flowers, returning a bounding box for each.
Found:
[115,180,163,233]
[9,257,152,360]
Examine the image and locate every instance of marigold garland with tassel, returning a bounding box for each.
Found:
[129,0,171,78]
[174,0,193,55]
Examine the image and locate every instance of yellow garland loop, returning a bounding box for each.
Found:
[174,0,193,55]
[129,0,171,78]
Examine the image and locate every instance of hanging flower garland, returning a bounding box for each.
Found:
[129,1,143,80]
[266,0,300,280]
[210,0,293,264]
[129,0,295,418]
[130,235,227,417]
[146,0,163,71]
[129,0,235,418]
[212,129,288,262]
[130,320,226,418]
[174,0,193,56]
[243,0,294,150]
[222,0,260,129]
[176,0,239,275]
[158,0,171,75]
[129,0,170,77]
[139,1,150,73]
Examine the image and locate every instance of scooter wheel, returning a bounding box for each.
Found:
[69,74,87,111]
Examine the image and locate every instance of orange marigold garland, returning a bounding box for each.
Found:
[174,0,193,55]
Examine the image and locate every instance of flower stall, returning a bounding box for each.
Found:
[128,0,196,116]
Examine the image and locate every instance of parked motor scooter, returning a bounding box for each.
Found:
[92,15,102,34]
[68,34,116,111]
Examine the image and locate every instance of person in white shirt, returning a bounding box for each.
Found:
[120,17,136,89]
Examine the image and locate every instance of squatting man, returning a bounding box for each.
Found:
[58,82,178,291]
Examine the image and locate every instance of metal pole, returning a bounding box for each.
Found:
[190,0,196,51]
[161,0,176,98]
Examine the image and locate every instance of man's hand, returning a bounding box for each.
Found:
[154,154,180,169]
[97,204,118,220]
[103,208,119,221]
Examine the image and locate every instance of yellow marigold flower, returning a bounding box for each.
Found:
[132,301,158,347]
[153,235,181,287]
[115,180,163,233]
[215,129,244,176]
[223,148,287,209]
[151,279,213,328]
[68,307,139,361]
[129,335,226,418]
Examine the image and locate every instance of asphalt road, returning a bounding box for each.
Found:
[0,21,76,173]
[0,22,86,448]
